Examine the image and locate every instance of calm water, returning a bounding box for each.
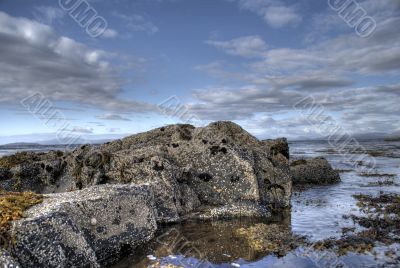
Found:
[114,139,400,268]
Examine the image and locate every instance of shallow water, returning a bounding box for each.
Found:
[112,140,400,268]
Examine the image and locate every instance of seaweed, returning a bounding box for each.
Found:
[290,159,307,167]
[0,190,43,248]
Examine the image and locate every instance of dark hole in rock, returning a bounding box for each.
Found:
[222,139,227,144]
[210,146,228,155]
[172,143,179,148]
[153,163,164,171]
[264,179,272,185]
[202,139,208,144]
[178,128,192,141]
[267,184,285,191]
[112,218,121,225]
[178,171,192,183]
[76,182,83,190]
[230,176,240,183]
[98,175,109,185]
[40,163,45,169]
[134,158,144,164]
[210,146,220,156]
[120,243,133,255]
[45,165,53,172]
[180,198,185,206]
[198,173,213,182]
[160,127,165,132]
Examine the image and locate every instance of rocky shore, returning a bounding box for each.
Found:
[0,121,340,268]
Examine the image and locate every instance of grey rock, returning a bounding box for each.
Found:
[0,250,21,268]
[2,122,295,267]
[1,121,292,211]
[10,184,157,268]
[290,157,341,185]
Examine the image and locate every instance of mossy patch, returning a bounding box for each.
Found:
[0,190,43,248]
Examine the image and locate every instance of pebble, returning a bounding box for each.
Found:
[231,263,241,267]
[90,218,97,226]
[147,255,157,261]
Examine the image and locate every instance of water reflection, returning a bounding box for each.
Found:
[115,213,303,268]
[114,214,392,268]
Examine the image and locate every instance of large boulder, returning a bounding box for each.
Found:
[290,157,340,185]
[9,184,157,268]
[0,122,292,212]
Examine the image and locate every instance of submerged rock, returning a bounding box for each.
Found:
[235,223,306,257]
[9,184,157,268]
[290,157,340,185]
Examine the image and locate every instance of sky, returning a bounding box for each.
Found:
[0,0,399,144]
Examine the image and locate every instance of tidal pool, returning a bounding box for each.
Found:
[113,140,400,268]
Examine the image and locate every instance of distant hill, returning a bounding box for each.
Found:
[0,142,41,148]
[384,136,400,142]
[37,138,113,145]
[384,131,400,141]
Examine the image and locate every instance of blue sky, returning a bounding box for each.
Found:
[0,0,399,143]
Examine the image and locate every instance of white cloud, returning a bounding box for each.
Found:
[33,6,65,25]
[96,114,132,121]
[70,127,94,134]
[102,28,119,38]
[112,11,159,34]
[206,35,267,58]
[197,2,400,136]
[263,6,302,28]
[229,0,302,28]
[107,128,121,133]
[0,11,155,113]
